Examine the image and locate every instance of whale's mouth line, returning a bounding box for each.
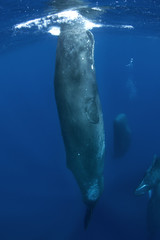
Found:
[13,8,134,36]
[135,183,151,196]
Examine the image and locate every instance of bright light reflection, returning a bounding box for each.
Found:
[91,7,102,11]
[14,9,133,36]
[15,18,41,29]
[83,19,102,30]
[105,24,134,29]
[48,26,60,36]
[121,25,134,29]
[57,10,79,21]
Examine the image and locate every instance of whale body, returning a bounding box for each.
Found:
[113,113,131,158]
[54,22,105,228]
[135,155,160,238]
[147,183,160,238]
[135,155,160,195]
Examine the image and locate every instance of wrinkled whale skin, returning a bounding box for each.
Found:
[54,24,105,214]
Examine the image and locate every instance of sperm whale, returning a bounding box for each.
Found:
[54,21,105,228]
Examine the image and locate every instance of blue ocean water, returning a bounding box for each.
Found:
[0,0,160,239]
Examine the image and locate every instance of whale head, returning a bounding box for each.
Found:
[135,155,160,195]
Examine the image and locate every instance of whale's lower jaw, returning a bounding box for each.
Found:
[67,157,104,205]
[83,182,103,230]
[80,176,104,229]
[84,204,95,230]
[135,182,150,195]
[68,160,104,229]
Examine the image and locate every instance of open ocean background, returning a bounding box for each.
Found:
[0,0,160,239]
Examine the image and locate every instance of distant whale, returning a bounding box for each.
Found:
[135,155,160,238]
[135,154,160,195]
[113,113,131,158]
[54,22,105,228]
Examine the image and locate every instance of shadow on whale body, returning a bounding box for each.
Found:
[54,1,105,229]
[135,155,160,239]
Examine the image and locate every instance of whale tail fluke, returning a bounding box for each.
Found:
[84,205,94,230]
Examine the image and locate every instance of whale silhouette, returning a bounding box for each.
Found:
[113,113,131,158]
[54,21,105,228]
[135,155,160,195]
[135,155,160,238]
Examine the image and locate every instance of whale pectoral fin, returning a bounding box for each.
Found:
[85,97,99,124]
[84,206,93,230]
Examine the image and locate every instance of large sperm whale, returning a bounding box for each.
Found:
[54,20,105,228]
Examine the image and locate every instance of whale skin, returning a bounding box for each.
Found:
[54,23,105,228]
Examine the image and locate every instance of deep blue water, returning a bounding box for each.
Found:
[0,0,160,240]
